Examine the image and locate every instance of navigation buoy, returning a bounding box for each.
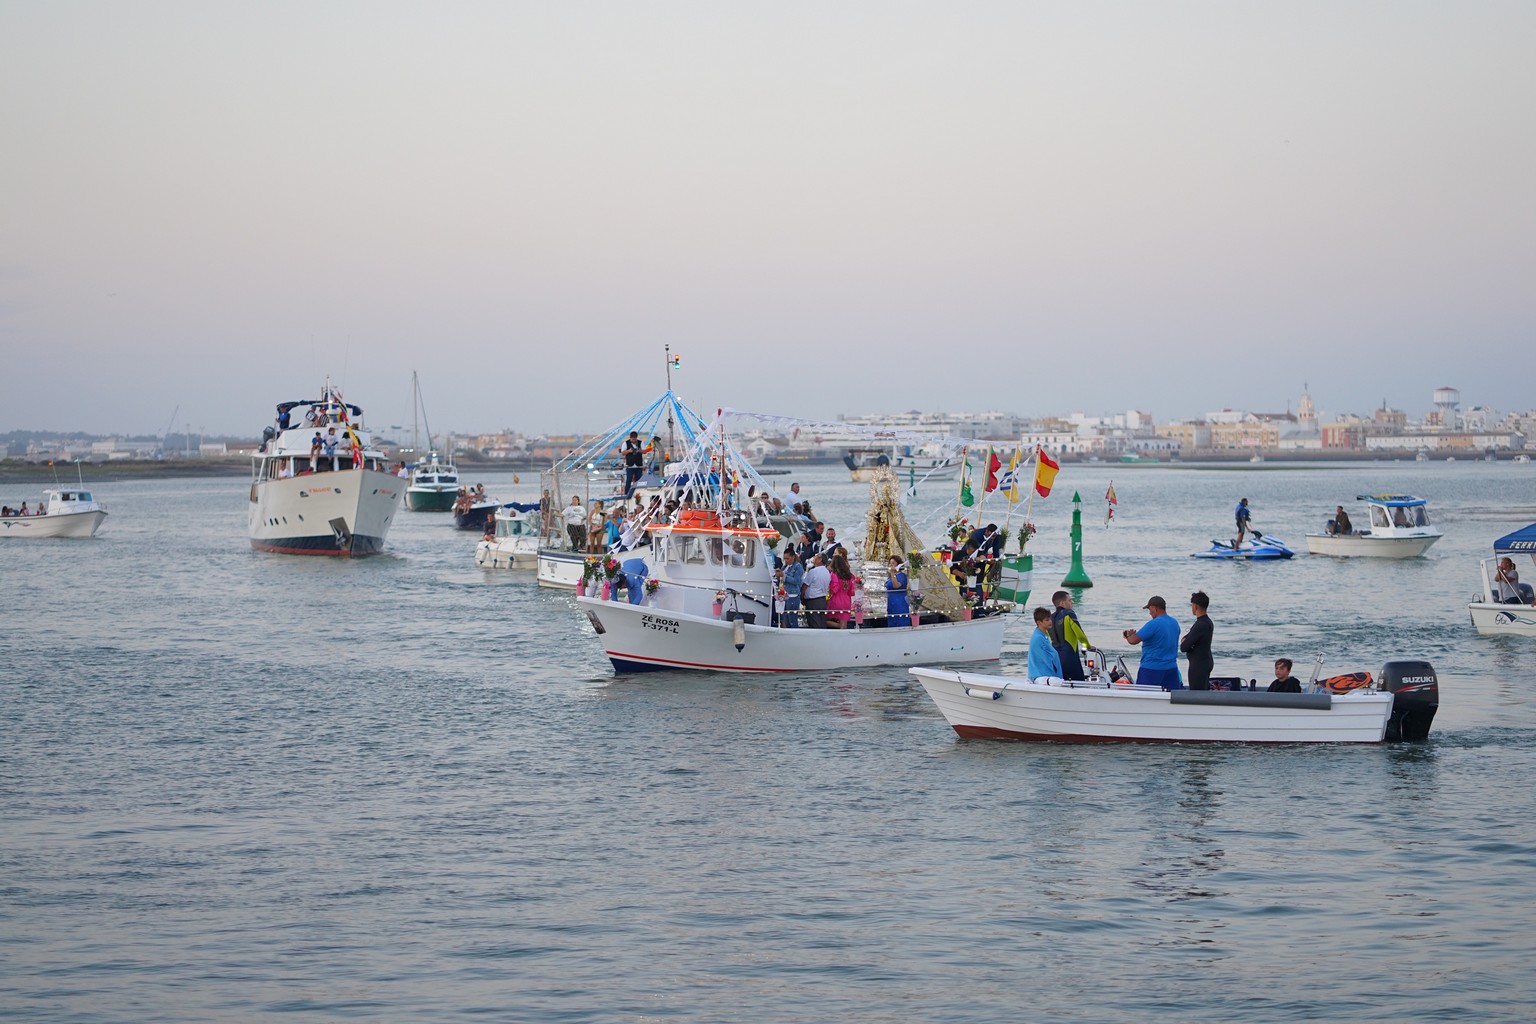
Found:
[1061,491,1093,587]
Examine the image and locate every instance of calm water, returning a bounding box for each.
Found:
[3,461,1535,1022]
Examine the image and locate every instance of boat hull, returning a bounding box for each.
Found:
[1306,533,1441,558]
[537,548,590,588]
[1469,602,1536,637]
[248,469,401,556]
[580,597,1007,674]
[476,538,539,569]
[0,509,107,538]
[911,669,1395,743]
[406,487,456,512]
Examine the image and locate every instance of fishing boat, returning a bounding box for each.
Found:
[1305,495,1442,558]
[1192,533,1294,560]
[577,436,1010,673]
[404,372,459,511]
[1469,523,1536,637]
[474,502,543,569]
[248,382,402,556]
[910,656,1438,744]
[0,486,108,538]
[843,444,896,482]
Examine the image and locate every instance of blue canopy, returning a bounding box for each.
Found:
[1357,494,1426,507]
[503,501,541,514]
[1494,524,1536,553]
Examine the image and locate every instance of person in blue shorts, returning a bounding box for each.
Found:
[1122,595,1183,689]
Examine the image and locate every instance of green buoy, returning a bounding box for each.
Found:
[1060,490,1093,587]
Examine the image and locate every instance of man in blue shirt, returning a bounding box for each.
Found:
[1122,595,1183,689]
[1234,498,1252,548]
[779,549,805,628]
[1028,606,1063,681]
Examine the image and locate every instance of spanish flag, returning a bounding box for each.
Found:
[1033,448,1060,498]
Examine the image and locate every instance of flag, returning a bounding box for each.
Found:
[959,456,975,506]
[1033,448,1060,498]
[1002,449,1023,502]
[984,449,1003,493]
[1105,481,1117,526]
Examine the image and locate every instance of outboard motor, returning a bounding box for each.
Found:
[1381,659,1438,742]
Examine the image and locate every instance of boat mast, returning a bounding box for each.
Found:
[411,371,420,454]
[664,344,677,460]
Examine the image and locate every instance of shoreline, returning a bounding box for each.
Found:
[3,450,1526,485]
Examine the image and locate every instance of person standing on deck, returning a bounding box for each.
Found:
[1123,595,1183,689]
[1180,591,1214,691]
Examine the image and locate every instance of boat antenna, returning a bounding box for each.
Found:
[663,345,677,461]
[76,459,84,488]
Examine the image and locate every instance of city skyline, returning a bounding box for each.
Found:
[4,3,1532,435]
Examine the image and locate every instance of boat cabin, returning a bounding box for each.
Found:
[1475,523,1536,606]
[1358,495,1435,535]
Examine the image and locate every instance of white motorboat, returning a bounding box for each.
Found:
[1306,494,1442,558]
[0,488,108,538]
[910,657,1439,744]
[475,503,543,569]
[1469,523,1536,637]
[249,382,402,556]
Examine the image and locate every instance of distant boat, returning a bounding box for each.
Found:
[404,372,459,511]
[0,486,107,539]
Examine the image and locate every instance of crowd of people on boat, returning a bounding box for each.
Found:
[1,501,44,517]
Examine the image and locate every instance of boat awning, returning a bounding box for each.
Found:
[1494,524,1536,553]
[1357,494,1425,506]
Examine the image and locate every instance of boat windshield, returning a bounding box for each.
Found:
[710,537,755,567]
[1371,506,1390,528]
[1412,506,1430,526]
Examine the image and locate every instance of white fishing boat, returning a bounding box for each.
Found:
[576,442,1011,673]
[404,372,459,511]
[1469,523,1536,637]
[910,657,1439,744]
[843,442,960,483]
[1305,495,1443,558]
[248,382,402,556]
[475,502,543,569]
[579,510,1006,674]
[0,487,108,538]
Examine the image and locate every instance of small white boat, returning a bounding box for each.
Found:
[1469,523,1536,637]
[1516,454,1532,464]
[910,657,1439,744]
[1306,495,1442,558]
[249,382,402,556]
[0,488,108,538]
[475,503,543,569]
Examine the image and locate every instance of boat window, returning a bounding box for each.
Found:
[1413,506,1429,526]
[78,493,90,501]
[709,537,754,567]
[675,535,709,565]
[1391,507,1411,528]
[1371,506,1389,528]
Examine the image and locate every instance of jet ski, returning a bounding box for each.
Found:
[1192,530,1294,560]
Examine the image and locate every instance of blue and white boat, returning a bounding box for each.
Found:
[1192,532,1294,560]
[1470,523,1536,637]
[1306,494,1442,558]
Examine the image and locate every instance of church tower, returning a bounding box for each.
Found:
[1298,382,1317,428]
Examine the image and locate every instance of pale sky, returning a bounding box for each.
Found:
[2,1,1532,437]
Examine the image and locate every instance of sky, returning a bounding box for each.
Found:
[2,1,1532,438]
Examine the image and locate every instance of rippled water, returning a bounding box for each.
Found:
[3,462,1535,1022]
